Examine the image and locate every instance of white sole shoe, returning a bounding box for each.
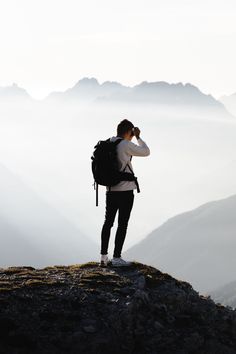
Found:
[99,255,109,267]
[111,257,132,267]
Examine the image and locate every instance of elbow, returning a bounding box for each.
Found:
[144,148,150,156]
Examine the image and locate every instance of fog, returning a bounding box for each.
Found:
[124,193,236,294]
[0,98,235,268]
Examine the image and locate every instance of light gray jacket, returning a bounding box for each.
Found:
[106,135,150,192]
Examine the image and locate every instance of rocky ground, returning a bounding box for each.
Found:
[0,261,236,354]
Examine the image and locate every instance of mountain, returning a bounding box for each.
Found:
[1,261,236,353]
[219,93,236,116]
[0,83,32,101]
[45,77,232,117]
[0,79,233,118]
[124,193,236,294]
[45,77,129,102]
[0,162,97,267]
[210,280,236,309]
[103,80,223,107]
[0,213,46,266]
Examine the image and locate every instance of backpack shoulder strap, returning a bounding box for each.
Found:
[125,156,140,193]
[123,155,132,172]
[113,137,123,146]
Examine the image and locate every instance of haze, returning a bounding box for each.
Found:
[1,1,236,297]
[0,98,235,257]
[1,0,236,99]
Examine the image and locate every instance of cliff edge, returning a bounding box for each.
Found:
[0,261,236,354]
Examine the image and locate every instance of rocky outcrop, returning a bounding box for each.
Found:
[0,262,236,354]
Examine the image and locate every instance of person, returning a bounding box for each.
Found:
[100,119,150,267]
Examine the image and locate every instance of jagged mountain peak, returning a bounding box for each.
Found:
[74,77,100,86]
[101,80,125,88]
[0,82,31,99]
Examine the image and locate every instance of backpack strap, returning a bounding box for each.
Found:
[96,182,99,206]
[123,156,140,193]
[113,137,123,146]
[126,163,140,193]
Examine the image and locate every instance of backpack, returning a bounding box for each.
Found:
[91,137,140,206]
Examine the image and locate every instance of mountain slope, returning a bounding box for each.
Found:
[124,194,236,294]
[219,93,236,116]
[45,77,128,102]
[0,162,97,267]
[0,261,236,353]
[0,213,46,266]
[210,280,236,310]
[0,83,32,101]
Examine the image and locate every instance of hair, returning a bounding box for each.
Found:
[117,119,134,137]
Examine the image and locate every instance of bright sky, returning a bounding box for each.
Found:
[0,0,236,99]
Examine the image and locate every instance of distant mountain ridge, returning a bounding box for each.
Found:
[45,77,231,115]
[0,78,233,117]
[0,83,31,101]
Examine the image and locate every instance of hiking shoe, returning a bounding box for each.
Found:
[111,257,132,267]
[99,254,109,267]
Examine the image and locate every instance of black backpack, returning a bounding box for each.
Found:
[91,137,140,206]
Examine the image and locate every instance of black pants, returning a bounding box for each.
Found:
[100,190,134,258]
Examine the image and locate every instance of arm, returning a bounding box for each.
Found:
[126,137,150,156]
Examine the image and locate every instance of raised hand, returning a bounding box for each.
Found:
[133,127,140,138]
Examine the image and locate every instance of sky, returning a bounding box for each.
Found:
[0,0,236,99]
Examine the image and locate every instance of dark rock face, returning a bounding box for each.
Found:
[0,262,236,354]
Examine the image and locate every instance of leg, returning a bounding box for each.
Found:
[100,192,119,255]
[113,191,134,258]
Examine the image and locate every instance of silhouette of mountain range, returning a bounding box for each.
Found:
[45,77,232,115]
[0,83,31,101]
[0,78,233,117]
[124,193,236,294]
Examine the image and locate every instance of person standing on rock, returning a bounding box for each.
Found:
[100,119,150,267]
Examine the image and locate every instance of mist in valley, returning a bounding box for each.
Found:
[0,91,236,279]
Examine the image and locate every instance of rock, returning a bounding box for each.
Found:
[83,325,97,333]
[154,320,164,330]
[137,275,146,289]
[183,331,204,350]
[0,261,236,353]
[135,288,149,300]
